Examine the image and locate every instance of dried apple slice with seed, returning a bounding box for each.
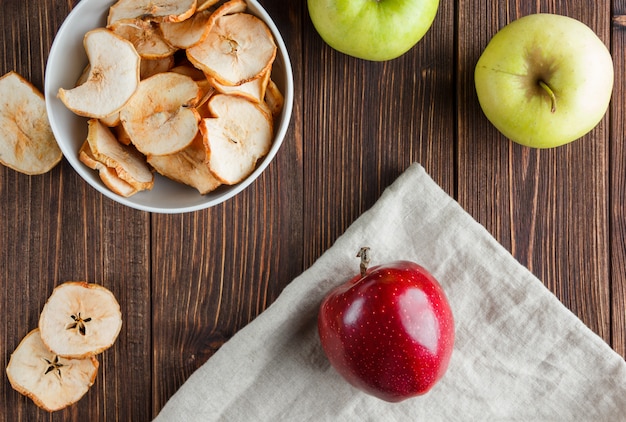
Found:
[120,72,202,156]
[6,329,99,412]
[200,94,273,185]
[86,119,154,191]
[39,282,123,359]
[0,72,62,175]
[148,133,221,194]
[110,19,177,60]
[187,12,277,86]
[79,142,138,197]
[107,0,197,26]
[58,28,140,119]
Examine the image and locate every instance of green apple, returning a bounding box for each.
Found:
[474,13,614,148]
[307,0,440,61]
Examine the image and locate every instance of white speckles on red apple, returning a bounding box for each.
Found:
[318,254,455,402]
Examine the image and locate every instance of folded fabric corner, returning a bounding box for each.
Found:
[155,163,626,421]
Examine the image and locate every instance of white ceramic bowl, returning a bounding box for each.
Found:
[45,0,293,213]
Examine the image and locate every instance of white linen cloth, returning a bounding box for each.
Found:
[155,163,626,421]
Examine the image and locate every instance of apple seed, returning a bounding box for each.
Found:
[66,313,92,336]
[43,355,64,379]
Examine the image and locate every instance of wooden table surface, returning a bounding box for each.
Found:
[1,0,624,420]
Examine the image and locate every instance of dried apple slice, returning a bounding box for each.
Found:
[79,142,138,197]
[148,133,221,194]
[107,0,197,26]
[197,0,221,12]
[39,282,123,359]
[113,123,133,146]
[170,63,206,81]
[141,56,175,79]
[75,65,91,87]
[159,8,213,49]
[110,19,176,59]
[120,72,201,156]
[74,67,121,129]
[78,141,101,169]
[187,12,277,86]
[0,72,62,175]
[264,79,284,119]
[195,86,218,119]
[200,94,272,184]
[6,329,99,412]
[99,111,121,127]
[97,166,138,197]
[198,78,216,100]
[169,64,215,110]
[58,28,140,119]
[160,0,247,49]
[209,0,248,20]
[208,68,270,103]
[86,119,154,191]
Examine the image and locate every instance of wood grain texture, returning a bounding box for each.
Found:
[0,0,623,420]
[611,0,626,358]
[302,0,456,267]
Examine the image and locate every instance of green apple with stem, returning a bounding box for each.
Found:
[474,13,614,148]
[307,0,440,61]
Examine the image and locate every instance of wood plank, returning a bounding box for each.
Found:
[2,167,152,421]
[150,0,305,415]
[457,0,612,346]
[611,1,626,358]
[150,168,304,415]
[301,0,457,267]
[0,1,152,419]
[1,0,70,419]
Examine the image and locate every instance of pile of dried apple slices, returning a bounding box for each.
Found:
[58,0,284,197]
[6,282,122,412]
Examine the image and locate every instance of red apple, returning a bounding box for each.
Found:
[318,248,454,402]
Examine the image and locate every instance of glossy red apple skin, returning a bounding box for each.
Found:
[318,260,454,402]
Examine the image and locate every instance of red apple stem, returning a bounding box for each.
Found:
[357,247,370,277]
[538,80,557,113]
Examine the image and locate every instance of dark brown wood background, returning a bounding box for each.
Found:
[1,0,624,420]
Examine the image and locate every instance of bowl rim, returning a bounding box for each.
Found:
[45,0,294,214]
